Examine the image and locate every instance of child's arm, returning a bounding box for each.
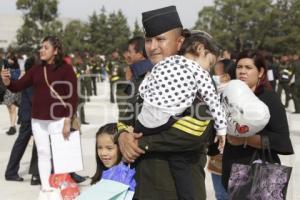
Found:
[195,69,227,137]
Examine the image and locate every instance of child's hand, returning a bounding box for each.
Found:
[214,135,226,154]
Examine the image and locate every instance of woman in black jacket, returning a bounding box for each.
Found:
[222,50,294,191]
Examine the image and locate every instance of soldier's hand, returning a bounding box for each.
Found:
[118,131,145,163]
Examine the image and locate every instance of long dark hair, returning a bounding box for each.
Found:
[90,123,121,185]
[236,50,272,94]
[5,52,20,69]
[216,59,236,79]
[41,36,64,70]
[179,29,220,56]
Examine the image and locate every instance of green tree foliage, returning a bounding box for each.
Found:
[15,2,134,56]
[16,0,62,54]
[132,19,144,37]
[88,7,110,54]
[194,0,300,54]
[62,20,89,54]
[86,8,131,55]
[106,10,131,54]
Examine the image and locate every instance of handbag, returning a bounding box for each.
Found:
[207,154,223,175]
[43,67,80,131]
[227,136,292,200]
[49,173,80,200]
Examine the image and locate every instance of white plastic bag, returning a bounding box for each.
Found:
[222,80,270,137]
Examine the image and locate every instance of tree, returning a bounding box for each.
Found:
[62,20,89,54]
[194,0,300,55]
[106,10,131,54]
[16,0,62,54]
[132,19,144,37]
[88,7,109,54]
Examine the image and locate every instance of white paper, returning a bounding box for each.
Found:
[267,69,274,81]
[50,131,83,174]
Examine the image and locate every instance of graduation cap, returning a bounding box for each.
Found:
[142,5,182,37]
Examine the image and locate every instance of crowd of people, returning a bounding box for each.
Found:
[0,4,297,200]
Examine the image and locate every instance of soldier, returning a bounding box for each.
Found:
[89,54,102,96]
[82,53,93,101]
[117,6,212,200]
[73,53,89,124]
[277,55,293,107]
[291,54,300,113]
[106,50,126,104]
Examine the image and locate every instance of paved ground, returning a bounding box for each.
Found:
[0,80,299,200]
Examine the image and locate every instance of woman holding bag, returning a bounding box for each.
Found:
[1,36,78,195]
[222,50,294,190]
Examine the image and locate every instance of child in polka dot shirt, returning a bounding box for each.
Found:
[136,31,227,149]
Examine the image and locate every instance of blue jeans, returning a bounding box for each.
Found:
[211,173,228,200]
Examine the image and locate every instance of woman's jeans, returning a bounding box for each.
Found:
[211,173,228,200]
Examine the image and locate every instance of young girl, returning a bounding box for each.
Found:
[91,123,121,185]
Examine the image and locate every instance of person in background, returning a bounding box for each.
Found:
[0,49,7,104]
[120,36,153,121]
[5,56,40,185]
[277,55,293,107]
[207,58,236,200]
[106,50,125,103]
[2,52,21,135]
[222,50,294,189]
[290,54,300,113]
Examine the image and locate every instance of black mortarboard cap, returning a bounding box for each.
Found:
[142,6,182,37]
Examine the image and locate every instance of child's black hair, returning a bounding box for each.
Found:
[179,29,220,56]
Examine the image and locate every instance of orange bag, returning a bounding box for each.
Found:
[49,173,80,200]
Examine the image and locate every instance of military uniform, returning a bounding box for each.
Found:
[116,6,213,200]
[291,60,300,113]
[117,61,211,200]
[277,62,293,107]
[90,56,103,96]
[118,95,213,200]
[74,59,89,123]
[106,59,127,105]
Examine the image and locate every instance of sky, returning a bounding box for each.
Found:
[0,0,214,28]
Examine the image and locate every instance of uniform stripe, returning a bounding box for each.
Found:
[172,124,205,136]
[182,116,210,126]
[111,76,120,81]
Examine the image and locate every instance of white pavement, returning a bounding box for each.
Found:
[0,80,299,200]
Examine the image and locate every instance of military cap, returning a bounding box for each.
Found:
[142,5,182,37]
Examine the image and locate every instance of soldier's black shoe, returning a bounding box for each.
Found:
[6,126,16,135]
[5,175,24,182]
[81,121,89,125]
[31,175,41,185]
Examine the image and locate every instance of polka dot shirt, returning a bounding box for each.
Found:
[139,55,227,135]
